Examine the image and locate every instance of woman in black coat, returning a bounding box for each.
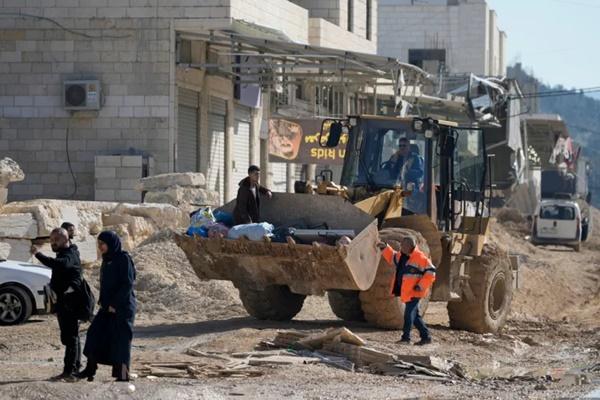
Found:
[76,231,136,382]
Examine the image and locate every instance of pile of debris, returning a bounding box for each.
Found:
[136,172,220,213]
[0,199,188,265]
[138,328,465,383]
[259,328,466,382]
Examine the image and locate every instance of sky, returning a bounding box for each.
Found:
[486,0,600,90]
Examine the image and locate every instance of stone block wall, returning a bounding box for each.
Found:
[95,154,154,202]
[0,0,236,202]
[0,9,178,201]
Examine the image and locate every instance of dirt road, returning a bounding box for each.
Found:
[0,218,598,399]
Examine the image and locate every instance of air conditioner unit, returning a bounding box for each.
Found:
[63,80,101,111]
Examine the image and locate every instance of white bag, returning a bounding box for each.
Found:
[228,222,274,241]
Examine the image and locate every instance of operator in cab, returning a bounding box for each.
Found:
[384,137,424,188]
[233,165,273,225]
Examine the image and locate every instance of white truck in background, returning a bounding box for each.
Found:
[532,198,582,251]
[524,115,592,248]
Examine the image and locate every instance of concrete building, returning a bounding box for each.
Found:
[0,0,379,204]
[378,0,506,76]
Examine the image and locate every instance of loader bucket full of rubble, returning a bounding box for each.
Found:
[174,193,381,295]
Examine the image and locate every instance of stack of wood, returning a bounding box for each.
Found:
[137,360,264,379]
[261,327,466,382]
[138,327,466,382]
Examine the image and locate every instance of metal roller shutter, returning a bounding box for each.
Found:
[177,88,199,172]
[232,105,251,190]
[270,162,287,193]
[208,97,227,205]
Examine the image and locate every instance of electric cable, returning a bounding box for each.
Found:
[65,128,78,199]
[0,12,132,39]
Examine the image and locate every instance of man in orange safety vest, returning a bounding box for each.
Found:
[377,236,436,345]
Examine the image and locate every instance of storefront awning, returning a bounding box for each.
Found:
[176,26,430,90]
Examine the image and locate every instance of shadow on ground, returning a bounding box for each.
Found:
[134,317,382,339]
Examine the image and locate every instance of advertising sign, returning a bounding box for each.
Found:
[268,118,348,165]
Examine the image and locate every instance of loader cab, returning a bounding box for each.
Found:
[329,116,488,232]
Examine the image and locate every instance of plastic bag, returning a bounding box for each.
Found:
[214,210,234,227]
[189,207,215,228]
[228,222,274,241]
[186,225,208,237]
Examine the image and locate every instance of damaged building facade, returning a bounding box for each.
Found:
[0,0,383,204]
[378,0,506,76]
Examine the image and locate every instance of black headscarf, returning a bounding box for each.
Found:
[98,230,123,260]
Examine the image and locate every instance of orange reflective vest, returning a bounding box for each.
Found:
[381,245,436,303]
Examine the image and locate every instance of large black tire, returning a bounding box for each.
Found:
[0,285,33,326]
[237,284,306,321]
[447,243,513,333]
[327,290,365,322]
[359,228,430,329]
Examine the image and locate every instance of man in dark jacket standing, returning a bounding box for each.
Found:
[31,228,82,382]
[233,165,272,225]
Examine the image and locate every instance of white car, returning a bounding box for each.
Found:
[0,259,51,325]
[532,199,582,252]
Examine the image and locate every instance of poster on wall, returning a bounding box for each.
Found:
[267,118,348,165]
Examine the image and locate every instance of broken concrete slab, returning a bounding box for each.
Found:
[104,223,135,251]
[0,157,25,187]
[144,186,219,208]
[0,238,33,262]
[74,235,99,265]
[136,173,206,192]
[0,188,8,208]
[0,200,114,237]
[114,203,189,229]
[0,213,38,239]
[102,213,155,245]
[0,158,25,208]
[0,241,10,260]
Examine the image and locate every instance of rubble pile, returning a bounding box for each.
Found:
[0,199,189,265]
[136,172,220,213]
[133,327,466,383]
[258,328,466,381]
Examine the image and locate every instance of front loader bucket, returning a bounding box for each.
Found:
[174,193,381,295]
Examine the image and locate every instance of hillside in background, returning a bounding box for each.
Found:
[508,63,600,206]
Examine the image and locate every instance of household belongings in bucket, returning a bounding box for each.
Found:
[227,222,274,241]
[187,207,232,238]
[186,207,355,245]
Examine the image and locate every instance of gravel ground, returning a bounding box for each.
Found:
[0,219,599,399]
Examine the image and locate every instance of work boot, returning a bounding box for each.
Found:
[414,338,432,346]
[396,338,411,345]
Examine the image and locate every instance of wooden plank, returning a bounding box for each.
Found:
[186,348,234,361]
[323,342,394,366]
[247,355,321,366]
[395,355,453,372]
[297,328,366,349]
